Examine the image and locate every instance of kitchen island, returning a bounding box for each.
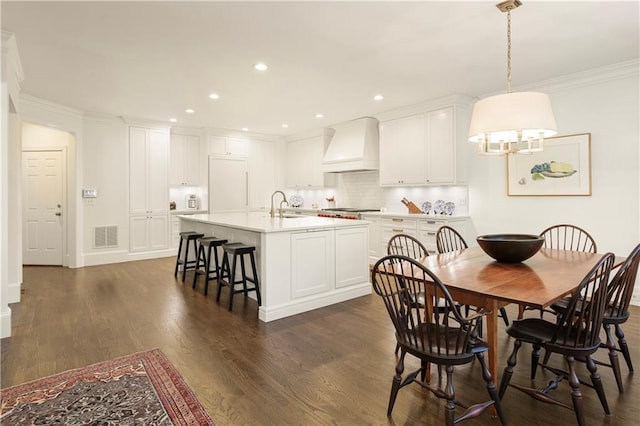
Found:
[178,212,370,322]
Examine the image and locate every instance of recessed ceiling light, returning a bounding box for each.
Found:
[185,108,195,114]
[373,94,384,101]
[242,127,249,131]
[315,113,324,119]
[281,124,289,128]
[209,93,220,100]
[254,63,268,71]
[169,118,177,123]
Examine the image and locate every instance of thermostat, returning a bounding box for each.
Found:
[82,189,97,198]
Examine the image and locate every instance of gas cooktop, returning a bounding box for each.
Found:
[321,208,381,212]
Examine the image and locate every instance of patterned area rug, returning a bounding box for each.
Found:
[0,348,214,425]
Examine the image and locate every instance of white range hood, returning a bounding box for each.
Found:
[322,117,379,173]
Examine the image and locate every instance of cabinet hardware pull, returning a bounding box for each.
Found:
[392,228,404,232]
[392,218,403,222]
[427,221,435,224]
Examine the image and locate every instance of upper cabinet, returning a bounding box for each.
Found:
[378,97,471,186]
[129,126,169,214]
[209,135,249,157]
[248,139,276,211]
[286,129,335,188]
[169,133,200,186]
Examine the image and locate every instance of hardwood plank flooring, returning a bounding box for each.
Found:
[2,257,638,425]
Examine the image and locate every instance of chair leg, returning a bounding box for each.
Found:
[249,252,262,305]
[192,245,204,289]
[387,352,406,417]
[499,339,521,399]
[216,253,228,303]
[182,239,191,282]
[204,244,213,296]
[566,356,586,426]
[531,344,541,380]
[174,237,184,277]
[444,365,455,426]
[615,324,634,372]
[499,308,509,326]
[603,323,624,392]
[586,355,610,415]
[477,350,506,425]
[228,254,237,311]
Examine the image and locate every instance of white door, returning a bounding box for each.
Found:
[22,150,63,265]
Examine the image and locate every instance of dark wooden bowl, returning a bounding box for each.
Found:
[476,234,544,263]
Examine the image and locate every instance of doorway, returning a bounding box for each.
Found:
[22,149,66,265]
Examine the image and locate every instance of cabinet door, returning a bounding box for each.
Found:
[209,157,248,212]
[148,214,169,250]
[286,136,331,188]
[248,139,276,210]
[183,135,200,185]
[285,140,302,187]
[209,136,248,157]
[169,134,185,186]
[335,227,369,288]
[426,107,455,183]
[129,128,149,214]
[361,215,380,263]
[291,230,335,298]
[129,215,149,252]
[147,129,169,213]
[379,114,426,185]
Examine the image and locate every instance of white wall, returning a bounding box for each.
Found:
[81,116,130,264]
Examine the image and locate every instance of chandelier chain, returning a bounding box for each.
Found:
[506,7,512,93]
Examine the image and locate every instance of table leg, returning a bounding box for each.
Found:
[486,300,499,384]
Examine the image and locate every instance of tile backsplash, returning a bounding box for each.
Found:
[286,171,468,215]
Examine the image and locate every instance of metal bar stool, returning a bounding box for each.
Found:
[192,236,228,295]
[216,242,262,311]
[174,231,204,282]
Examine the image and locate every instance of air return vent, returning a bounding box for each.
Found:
[94,226,118,248]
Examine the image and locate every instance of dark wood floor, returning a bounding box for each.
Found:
[2,257,638,425]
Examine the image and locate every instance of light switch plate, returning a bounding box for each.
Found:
[82,188,97,198]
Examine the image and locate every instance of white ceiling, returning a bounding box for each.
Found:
[2,1,639,136]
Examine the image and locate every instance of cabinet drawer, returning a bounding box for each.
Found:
[380,217,418,231]
[419,219,447,232]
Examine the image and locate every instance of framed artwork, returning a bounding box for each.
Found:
[507,133,591,196]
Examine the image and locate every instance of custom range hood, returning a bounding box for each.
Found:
[322,117,379,173]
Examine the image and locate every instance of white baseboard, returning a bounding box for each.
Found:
[258,282,372,322]
[0,307,12,338]
[81,248,176,267]
[7,281,21,303]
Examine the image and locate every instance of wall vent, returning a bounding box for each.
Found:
[94,226,118,248]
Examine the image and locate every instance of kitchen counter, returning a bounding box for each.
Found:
[177,212,366,233]
[170,209,208,215]
[179,213,370,322]
[283,207,469,219]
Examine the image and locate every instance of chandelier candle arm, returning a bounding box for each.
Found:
[468,0,557,155]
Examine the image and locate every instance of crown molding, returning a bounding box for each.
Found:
[20,93,83,118]
[1,31,24,84]
[374,94,474,122]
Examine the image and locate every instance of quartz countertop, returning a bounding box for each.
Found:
[177,212,369,233]
[282,207,468,220]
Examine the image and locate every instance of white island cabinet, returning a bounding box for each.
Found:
[178,213,370,322]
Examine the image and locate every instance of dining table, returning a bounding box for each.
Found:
[416,246,618,383]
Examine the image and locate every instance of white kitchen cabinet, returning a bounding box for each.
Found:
[291,229,335,298]
[379,114,426,185]
[169,133,200,186]
[129,126,170,253]
[286,133,335,188]
[379,105,465,186]
[129,126,169,215]
[209,135,249,157]
[248,139,276,210]
[129,214,169,252]
[335,227,369,288]
[419,218,468,254]
[209,156,248,212]
[380,217,419,255]
[361,214,381,264]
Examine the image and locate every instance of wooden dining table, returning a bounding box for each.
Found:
[416,246,616,382]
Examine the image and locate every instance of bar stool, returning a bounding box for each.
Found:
[174,231,204,282]
[192,236,228,295]
[216,242,262,311]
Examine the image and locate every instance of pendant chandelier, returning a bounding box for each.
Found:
[468,0,557,155]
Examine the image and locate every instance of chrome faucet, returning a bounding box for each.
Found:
[270,190,289,218]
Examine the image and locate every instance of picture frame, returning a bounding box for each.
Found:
[507,133,591,196]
